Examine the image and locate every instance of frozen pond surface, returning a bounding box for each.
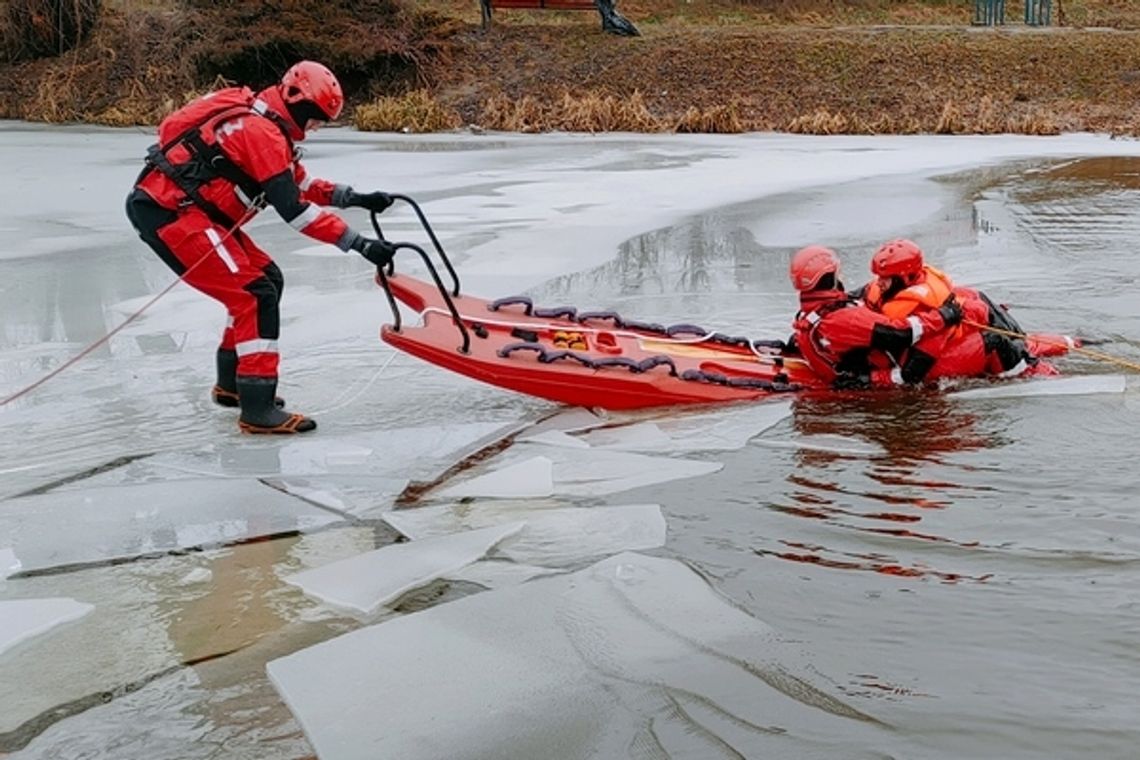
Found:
[2,124,1140,758]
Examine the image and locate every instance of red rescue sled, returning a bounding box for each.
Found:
[369,198,1078,411]
[380,271,825,409]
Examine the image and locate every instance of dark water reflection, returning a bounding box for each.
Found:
[531,159,1140,758]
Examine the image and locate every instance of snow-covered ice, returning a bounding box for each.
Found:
[382,502,667,566]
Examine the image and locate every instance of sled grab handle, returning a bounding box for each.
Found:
[370,197,461,297]
[374,238,471,354]
[375,267,402,333]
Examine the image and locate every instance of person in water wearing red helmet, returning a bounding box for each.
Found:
[126,61,397,434]
[788,245,965,389]
[862,239,1039,379]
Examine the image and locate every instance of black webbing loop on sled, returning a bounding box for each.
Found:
[497,343,679,377]
[679,369,800,393]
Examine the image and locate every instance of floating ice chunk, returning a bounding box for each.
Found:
[1,547,19,578]
[0,479,340,573]
[260,479,356,514]
[578,422,674,451]
[438,456,555,499]
[523,407,608,436]
[544,447,723,496]
[754,434,885,457]
[574,401,792,454]
[516,429,592,449]
[383,503,667,566]
[655,400,793,451]
[0,598,94,657]
[446,560,562,588]
[275,423,512,477]
[283,522,525,615]
[952,374,1127,400]
[178,567,213,585]
[267,553,883,760]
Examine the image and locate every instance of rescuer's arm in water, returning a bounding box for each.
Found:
[814,296,964,389]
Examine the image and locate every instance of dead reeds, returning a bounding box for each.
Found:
[354,89,462,133]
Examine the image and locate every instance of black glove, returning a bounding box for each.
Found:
[346,189,394,213]
[937,295,963,327]
[353,236,397,267]
[832,372,870,391]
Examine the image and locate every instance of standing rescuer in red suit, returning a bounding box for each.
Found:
[126,61,396,434]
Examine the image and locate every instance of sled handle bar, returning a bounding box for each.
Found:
[375,240,471,355]
[369,196,461,297]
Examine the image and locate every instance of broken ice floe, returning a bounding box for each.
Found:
[1,547,20,579]
[519,401,792,454]
[584,400,793,453]
[445,560,562,589]
[952,374,1127,400]
[0,479,340,574]
[438,456,555,500]
[0,598,94,657]
[382,503,667,566]
[283,522,524,615]
[268,552,885,760]
[438,449,721,500]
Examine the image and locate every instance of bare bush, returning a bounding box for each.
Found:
[5,0,101,60]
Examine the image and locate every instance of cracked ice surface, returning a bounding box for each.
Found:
[0,598,94,657]
[267,552,890,760]
[283,522,525,614]
[0,479,340,573]
[58,422,515,518]
[382,503,667,566]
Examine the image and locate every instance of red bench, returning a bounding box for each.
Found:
[480,0,598,29]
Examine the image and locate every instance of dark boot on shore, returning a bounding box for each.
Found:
[236,377,315,434]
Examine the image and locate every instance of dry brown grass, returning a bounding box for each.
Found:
[7,1,1140,134]
[674,100,746,133]
[477,90,666,132]
[354,89,462,132]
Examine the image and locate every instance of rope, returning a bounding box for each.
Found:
[308,349,402,416]
[964,319,1140,373]
[1,205,260,408]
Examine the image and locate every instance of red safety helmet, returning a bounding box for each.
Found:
[789,245,841,292]
[281,60,344,124]
[871,239,924,281]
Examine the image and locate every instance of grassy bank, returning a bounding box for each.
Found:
[3,0,1140,135]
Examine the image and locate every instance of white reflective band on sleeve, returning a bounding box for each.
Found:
[226,316,235,328]
[890,367,904,385]
[251,99,269,115]
[907,315,923,344]
[289,204,322,231]
[299,175,314,191]
[235,186,255,208]
[204,228,239,274]
[235,339,278,357]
